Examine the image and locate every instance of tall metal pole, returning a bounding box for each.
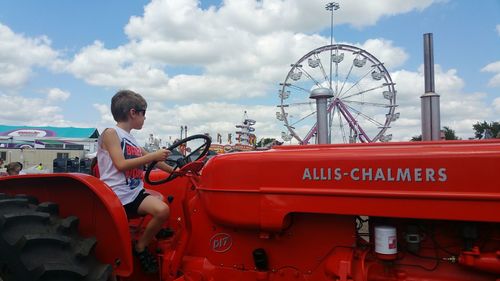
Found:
[325,2,340,143]
[424,34,435,93]
[311,88,334,144]
[421,33,441,141]
[326,2,339,90]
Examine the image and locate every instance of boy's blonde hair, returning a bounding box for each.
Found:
[111,90,147,122]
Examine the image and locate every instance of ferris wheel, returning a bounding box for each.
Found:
[277,43,399,144]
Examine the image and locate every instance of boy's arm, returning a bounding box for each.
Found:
[140,148,176,173]
[102,128,168,171]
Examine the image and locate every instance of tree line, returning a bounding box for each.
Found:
[411,121,500,141]
[258,121,500,145]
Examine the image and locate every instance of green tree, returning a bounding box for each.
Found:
[410,126,459,141]
[473,121,500,139]
[410,135,422,141]
[442,126,459,140]
[257,138,277,147]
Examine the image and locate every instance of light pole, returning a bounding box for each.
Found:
[325,2,340,90]
[325,2,340,144]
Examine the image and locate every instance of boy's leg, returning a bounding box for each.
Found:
[135,195,170,252]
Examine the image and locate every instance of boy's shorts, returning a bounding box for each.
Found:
[124,189,150,218]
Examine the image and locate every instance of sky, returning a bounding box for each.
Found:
[0,0,499,145]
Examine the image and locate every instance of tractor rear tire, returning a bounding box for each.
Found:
[0,193,112,281]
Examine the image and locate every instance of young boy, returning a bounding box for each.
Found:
[97,89,176,273]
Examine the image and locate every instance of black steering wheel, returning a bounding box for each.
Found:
[144,134,212,185]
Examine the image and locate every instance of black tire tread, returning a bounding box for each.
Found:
[58,216,79,234]
[0,198,29,209]
[0,194,112,281]
[75,238,97,258]
[36,202,59,215]
[15,194,39,205]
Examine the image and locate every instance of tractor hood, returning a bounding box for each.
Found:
[199,140,500,231]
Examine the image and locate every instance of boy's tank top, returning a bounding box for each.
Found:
[97,126,144,205]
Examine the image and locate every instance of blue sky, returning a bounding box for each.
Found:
[0,0,499,144]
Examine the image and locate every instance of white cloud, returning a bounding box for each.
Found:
[359,39,408,70]
[0,94,65,126]
[134,102,281,146]
[65,0,434,94]
[47,88,71,101]
[0,24,80,128]
[62,0,489,143]
[493,97,500,113]
[65,41,169,89]
[125,0,437,39]
[389,65,492,140]
[496,24,500,36]
[65,32,327,102]
[2,0,495,145]
[334,0,437,28]
[0,23,60,90]
[93,103,115,127]
[481,61,500,73]
[27,1,428,145]
[104,59,493,144]
[481,61,500,87]
[0,24,77,127]
[117,0,423,80]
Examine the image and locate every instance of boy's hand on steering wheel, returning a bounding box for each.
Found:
[151,149,170,162]
[144,134,211,185]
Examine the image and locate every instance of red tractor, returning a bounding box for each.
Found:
[0,135,499,281]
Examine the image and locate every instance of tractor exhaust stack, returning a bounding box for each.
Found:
[421,33,441,141]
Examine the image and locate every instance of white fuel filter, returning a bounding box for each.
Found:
[375,225,397,260]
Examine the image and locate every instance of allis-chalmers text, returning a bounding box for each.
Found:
[302,167,447,182]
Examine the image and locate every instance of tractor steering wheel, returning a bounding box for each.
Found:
[144,134,212,185]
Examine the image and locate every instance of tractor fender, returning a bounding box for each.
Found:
[0,173,133,277]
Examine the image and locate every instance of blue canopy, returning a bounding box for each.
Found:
[0,125,99,139]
